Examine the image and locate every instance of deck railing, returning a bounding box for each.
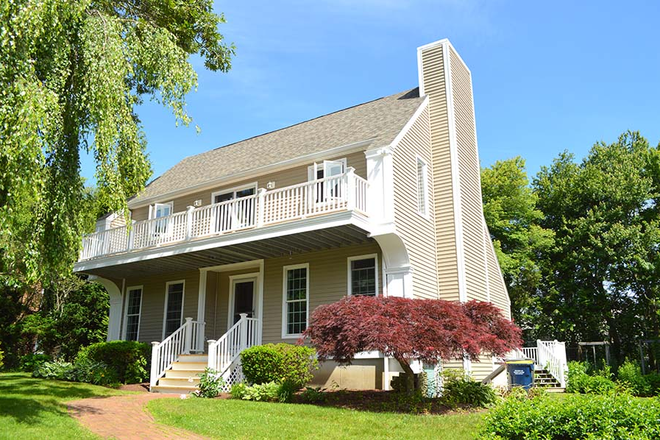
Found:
[207,314,261,385]
[80,170,368,261]
[149,317,205,389]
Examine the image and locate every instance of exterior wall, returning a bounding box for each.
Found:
[123,270,199,343]
[391,105,439,300]
[485,225,511,319]
[131,151,367,221]
[261,242,382,344]
[418,43,461,302]
[449,47,488,303]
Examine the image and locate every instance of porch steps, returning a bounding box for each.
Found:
[151,354,207,394]
[534,368,562,389]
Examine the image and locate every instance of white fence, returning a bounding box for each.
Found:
[80,170,368,261]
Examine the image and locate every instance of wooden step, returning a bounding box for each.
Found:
[177,354,209,363]
[171,361,206,371]
[159,377,200,387]
[151,384,198,394]
[165,369,205,379]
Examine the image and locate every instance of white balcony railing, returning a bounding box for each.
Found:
[80,170,368,261]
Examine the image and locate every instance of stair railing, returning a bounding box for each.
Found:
[207,314,261,383]
[537,339,567,388]
[150,317,205,389]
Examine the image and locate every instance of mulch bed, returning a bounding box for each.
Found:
[118,382,150,392]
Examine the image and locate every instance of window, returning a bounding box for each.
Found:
[163,281,185,338]
[348,255,379,296]
[282,264,309,338]
[211,183,257,232]
[417,157,428,216]
[150,201,173,234]
[308,159,347,203]
[124,286,142,341]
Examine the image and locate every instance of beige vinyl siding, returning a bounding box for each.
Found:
[470,355,495,382]
[131,151,367,221]
[449,47,488,303]
[419,44,461,302]
[123,270,199,343]
[392,105,438,300]
[261,242,382,344]
[485,225,511,319]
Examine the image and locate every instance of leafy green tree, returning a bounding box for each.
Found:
[481,157,554,338]
[0,0,234,287]
[533,131,660,362]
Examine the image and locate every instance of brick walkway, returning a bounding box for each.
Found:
[67,393,207,439]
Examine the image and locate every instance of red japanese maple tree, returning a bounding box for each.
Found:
[302,296,521,392]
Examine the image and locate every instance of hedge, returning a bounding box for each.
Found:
[76,340,150,384]
[240,343,317,389]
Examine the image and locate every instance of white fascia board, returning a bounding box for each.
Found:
[128,138,376,209]
[74,211,373,273]
[387,96,430,153]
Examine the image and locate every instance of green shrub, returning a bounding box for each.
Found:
[566,361,618,395]
[0,342,4,369]
[230,381,295,403]
[277,380,298,403]
[618,360,652,396]
[194,369,224,398]
[230,382,249,399]
[440,369,496,408]
[33,361,75,380]
[300,386,326,403]
[77,341,150,384]
[70,358,118,386]
[240,343,318,389]
[481,390,660,439]
[19,353,51,372]
[645,373,660,395]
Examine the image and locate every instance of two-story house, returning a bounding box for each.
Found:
[74,39,512,393]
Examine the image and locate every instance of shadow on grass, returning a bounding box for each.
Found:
[0,373,115,400]
[0,396,70,425]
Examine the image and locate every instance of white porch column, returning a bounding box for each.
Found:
[372,232,413,299]
[365,147,395,223]
[91,276,123,341]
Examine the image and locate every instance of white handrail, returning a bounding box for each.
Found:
[149,317,205,389]
[207,314,261,378]
[80,172,369,261]
[537,339,567,388]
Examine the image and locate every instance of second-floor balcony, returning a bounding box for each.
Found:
[79,170,369,261]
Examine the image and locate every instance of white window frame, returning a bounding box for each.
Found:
[416,156,429,218]
[227,273,259,330]
[162,280,186,339]
[210,182,258,205]
[149,201,173,219]
[123,285,143,341]
[307,158,347,181]
[347,254,380,297]
[281,263,310,339]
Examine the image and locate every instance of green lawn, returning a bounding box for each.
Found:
[148,398,485,439]
[0,372,128,440]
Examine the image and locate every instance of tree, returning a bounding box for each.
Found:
[0,0,234,287]
[533,131,660,363]
[302,296,521,392]
[481,157,554,337]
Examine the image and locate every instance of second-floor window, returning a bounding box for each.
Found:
[308,159,346,202]
[417,157,428,216]
[150,201,173,234]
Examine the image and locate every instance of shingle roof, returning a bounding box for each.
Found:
[131,87,424,205]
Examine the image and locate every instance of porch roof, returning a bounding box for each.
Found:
[80,224,373,279]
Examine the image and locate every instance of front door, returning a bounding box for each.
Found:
[231,278,256,326]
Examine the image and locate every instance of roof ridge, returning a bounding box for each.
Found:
[206,87,418,154]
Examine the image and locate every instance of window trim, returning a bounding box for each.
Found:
[416,155,429,218]
[347,254,380,297]
[149,201,173,219]
[307,158,347,181]
[281,263,310,339]
[211,182,258,205]
[162,280,186,339]
[227,272,259,330]
[123,285,143,341]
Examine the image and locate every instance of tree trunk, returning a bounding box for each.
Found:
[395,356,416,393]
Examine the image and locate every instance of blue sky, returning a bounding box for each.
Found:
[82,0,660,185]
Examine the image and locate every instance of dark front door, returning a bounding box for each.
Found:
[233,280,255,326]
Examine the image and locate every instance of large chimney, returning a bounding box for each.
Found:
[417,40,490,305]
